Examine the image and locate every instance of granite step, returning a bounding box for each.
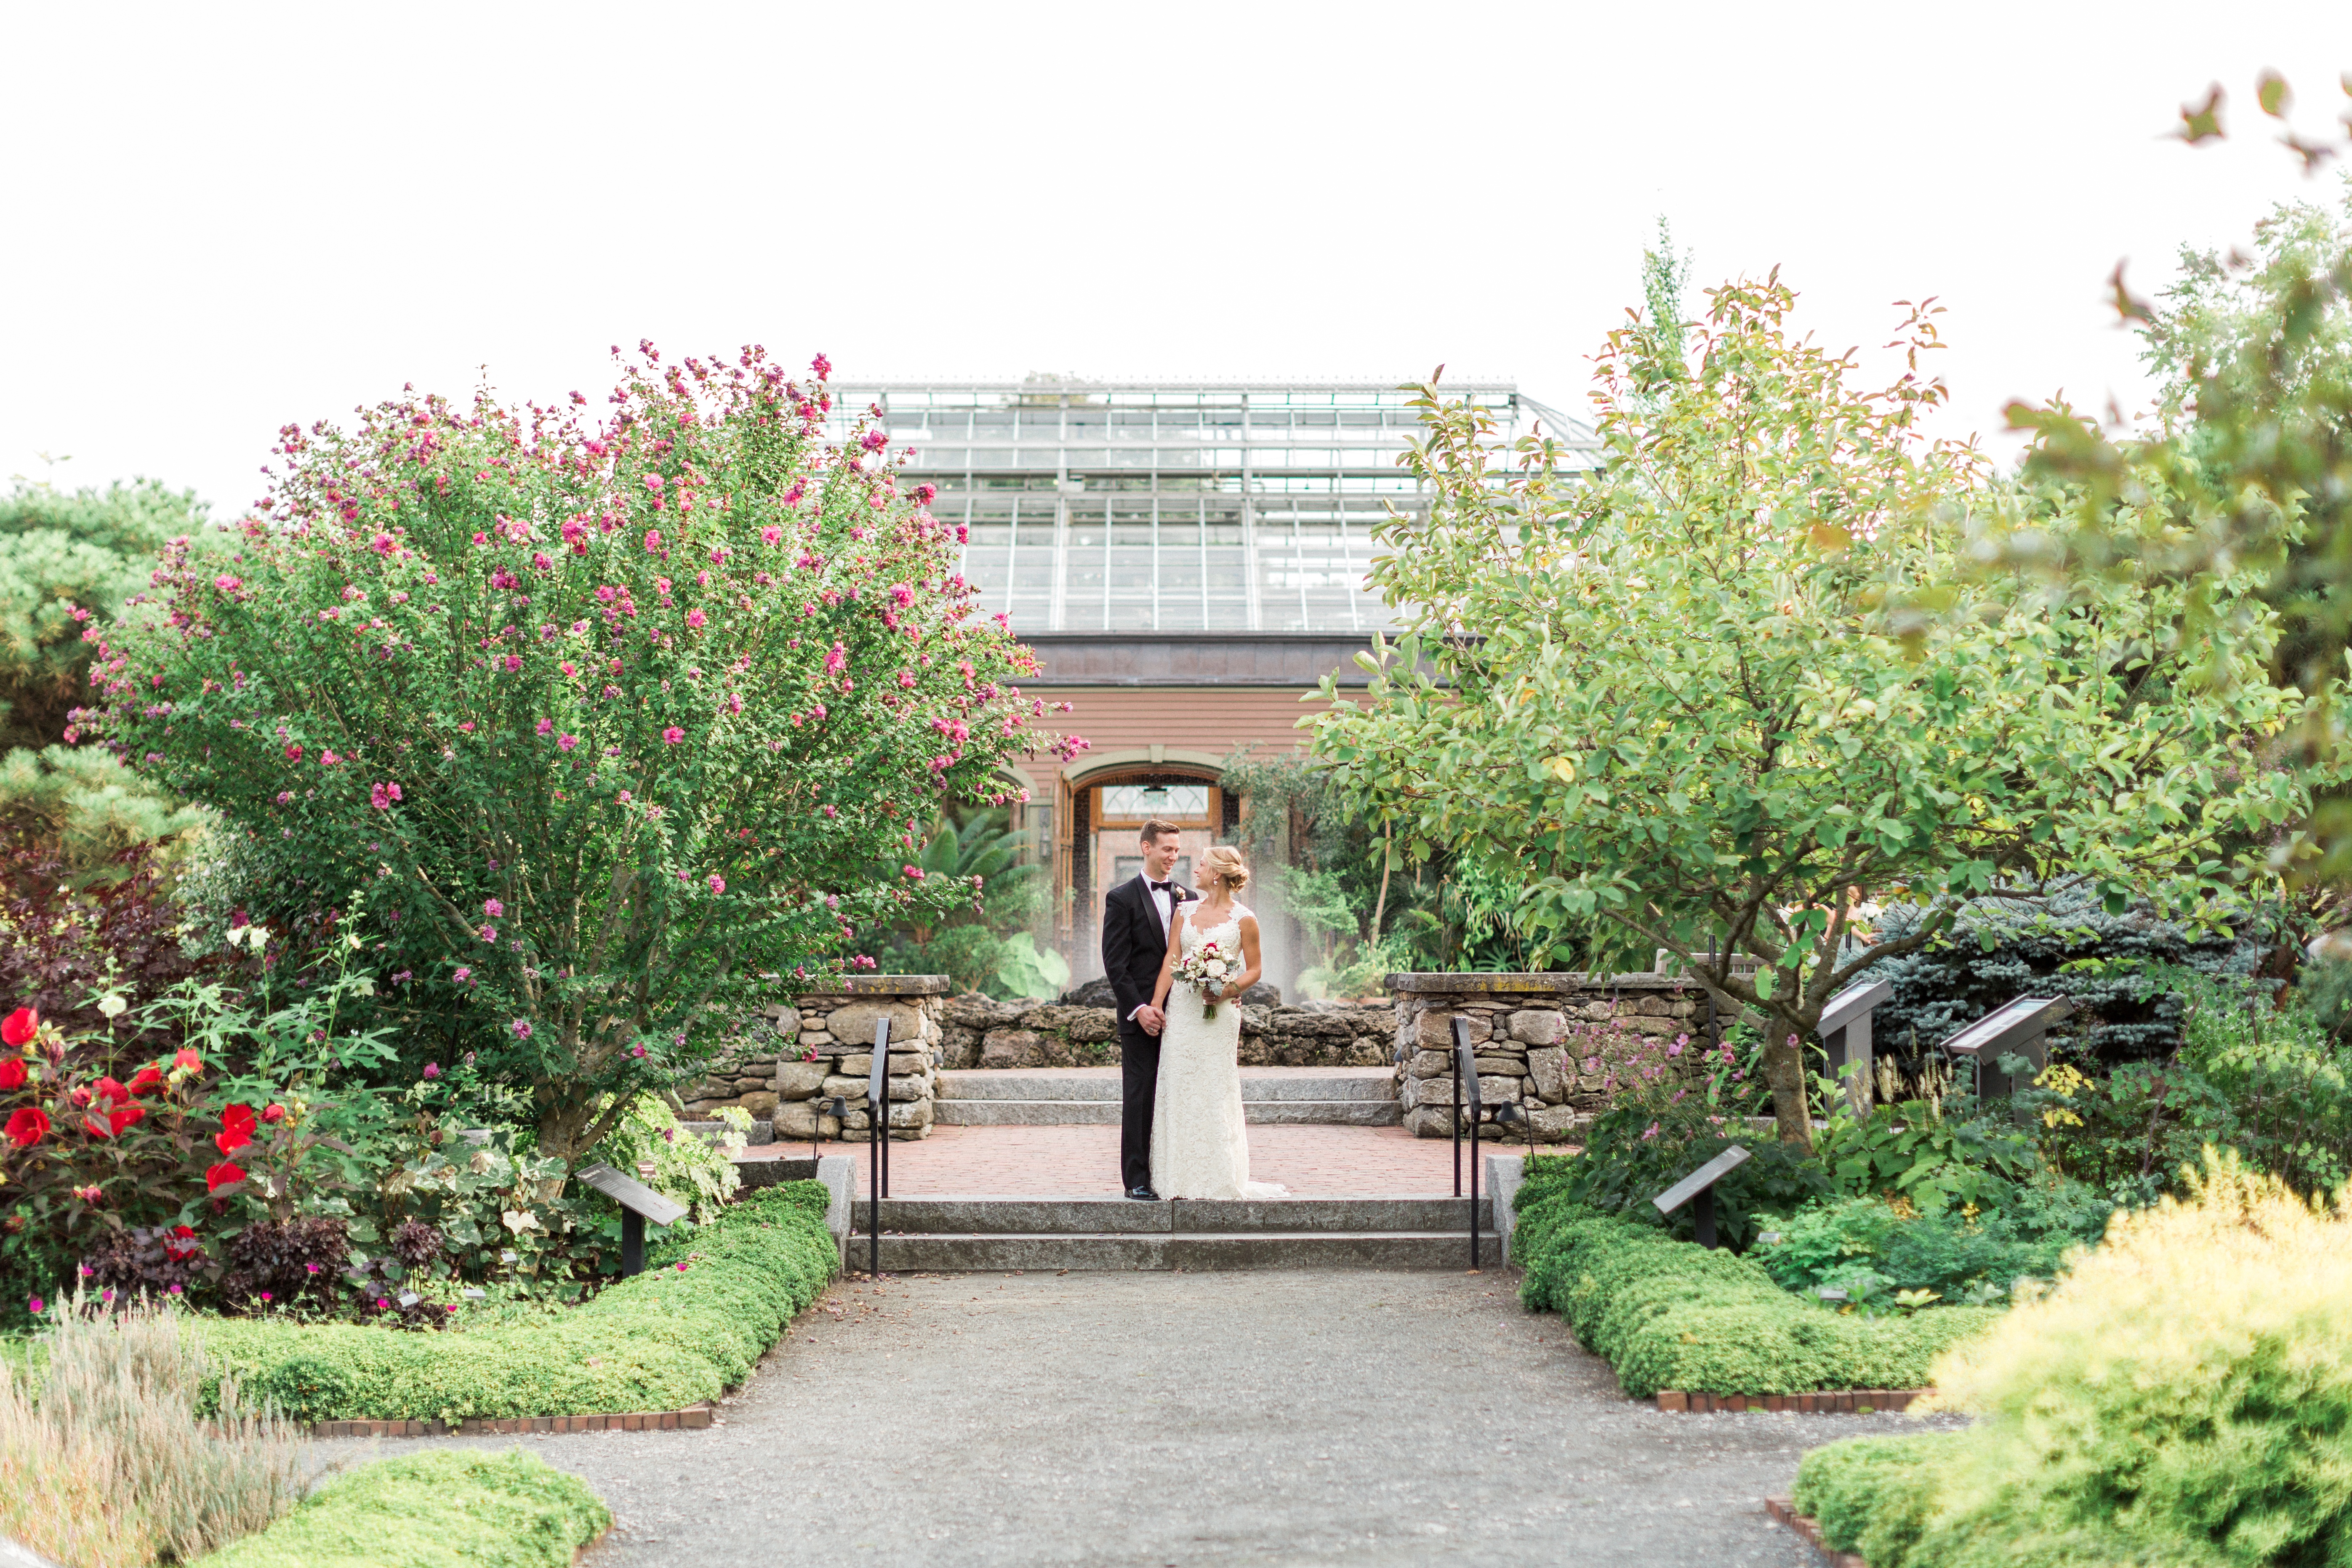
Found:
[871,1195,1488,1234]
[873,1230,1488,1271]
[935,1068,1400,1126]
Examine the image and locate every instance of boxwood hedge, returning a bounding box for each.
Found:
[194,1181,835,1423]
[1513,1186,1999,1398]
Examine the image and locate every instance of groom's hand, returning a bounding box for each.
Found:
[1138,1005,1166,1036]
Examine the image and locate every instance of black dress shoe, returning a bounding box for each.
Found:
[1126,1186,1161,1201]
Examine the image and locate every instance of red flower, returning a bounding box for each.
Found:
[127,1066,163,1096]
[1,1009,35,1047]
[108,1105,145,1135]
[215,1127,250,1156]
[95,1077,130,1107]
[5,1107,49,1147]
[261,1103,286,1124]
[205,1161,246,1193]
[173,1049,202,1073]
[221,1103,256,1136]
[0,1060,25,1091]
[83,1113,113,1139]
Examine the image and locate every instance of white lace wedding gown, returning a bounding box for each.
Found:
[1150,902,1286,1200]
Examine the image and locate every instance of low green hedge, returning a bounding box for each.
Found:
[192,1450,609,1568]
[1791,1435,1952,1567]
[195,1181,836,1423]
[1513,1189,1999,1397]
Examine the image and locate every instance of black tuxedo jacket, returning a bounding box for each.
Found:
[1101,874,1196,1030]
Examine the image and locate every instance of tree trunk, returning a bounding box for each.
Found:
[533,1092,599,1199]
[1758,1014,1815,1153]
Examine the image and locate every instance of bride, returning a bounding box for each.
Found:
[1145,845,1286,1200]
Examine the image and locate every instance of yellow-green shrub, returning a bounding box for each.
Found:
[1794,1150,2352,1567]
[192,1449,607,1568]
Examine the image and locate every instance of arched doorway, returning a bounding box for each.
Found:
[1056,761,1242,980]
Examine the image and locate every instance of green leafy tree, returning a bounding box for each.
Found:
[0,477,206,752]
[83,346,1074,1165]
[1310,278,2323,1147]
[1982,77,2352,870]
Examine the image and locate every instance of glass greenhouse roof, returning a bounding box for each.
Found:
[830,380,1598,634]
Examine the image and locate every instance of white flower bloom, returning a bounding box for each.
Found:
[1206,960,1228,977]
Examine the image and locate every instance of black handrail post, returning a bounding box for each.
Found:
[1454,1018,1483,1269]
[874,1017,893,1201]
[1449,1015,1468,1198]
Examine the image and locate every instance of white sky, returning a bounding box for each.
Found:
[5,2,2349,519]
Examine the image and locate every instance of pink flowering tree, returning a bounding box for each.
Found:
[79,346,1078,1165]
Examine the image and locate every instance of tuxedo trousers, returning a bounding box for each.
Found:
[1118,1021,1161,1193]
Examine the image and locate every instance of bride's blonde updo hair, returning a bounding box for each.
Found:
[1200,844,1250,892]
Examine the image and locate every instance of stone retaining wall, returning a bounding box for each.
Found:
[1385,973,1718,1143]
[936,994,1392,1070]
[678,977,950,1142]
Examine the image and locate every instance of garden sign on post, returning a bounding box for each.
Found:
[575,1163,688,1278]
[1651,1145,1751,1250]
[1936,996,2074,1110]
[1817,977,1892,1114]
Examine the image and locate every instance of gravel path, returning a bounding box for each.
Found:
[319,1268,1946,1565]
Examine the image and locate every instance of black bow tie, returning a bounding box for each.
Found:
[1148,880,1175,894]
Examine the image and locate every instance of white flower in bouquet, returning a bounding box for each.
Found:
[1175,938,1236,1019]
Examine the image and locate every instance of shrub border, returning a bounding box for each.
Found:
[309,1401,715,1438]
[1764,1494,1869,1568]
[1655,1387,1931,1414]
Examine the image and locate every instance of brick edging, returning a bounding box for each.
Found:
[1654,1387,1929,1414]
[1765,1495,1868,1568]
[308,1401,715,1438]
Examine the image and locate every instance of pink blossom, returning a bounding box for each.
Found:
[454,966,471,983]
[903,865,924,880]
[479,924,498,942]
[645,530,662,552]
[890,583,914,607]
[761,524,782,546]
[372,533,396,556]
[558,733,579,751]
[822,804,837,818]
[686,608,706,629]
[630,1043,647,1058]
[511,1019,533,1039]
[504,654,522,673]
[662,726,685,745]
[370,783,394,810]
[645,474,665,491]
[708,875,725,894]
[536,718,553,735]
[531,551,552,572]
[824,641,847,676]
[810,352,831,380]
[483,898,504,918]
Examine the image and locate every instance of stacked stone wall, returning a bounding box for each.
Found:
[1387,974,1716,1143]
[935,994,1392,1070]
[681,976,948,1142]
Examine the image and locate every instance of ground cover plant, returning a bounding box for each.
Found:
[192,1449,608,1568]
[81,345,1078,1165]
[190,1178,834,1422]
[1791,1151,2352,1568]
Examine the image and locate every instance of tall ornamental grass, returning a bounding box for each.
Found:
[0,1294,307,1567]
[1794,1149,2352,1566]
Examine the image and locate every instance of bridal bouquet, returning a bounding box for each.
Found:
[1175,940,1236,1020]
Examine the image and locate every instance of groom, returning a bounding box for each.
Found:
[1100,819,1192,1200]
